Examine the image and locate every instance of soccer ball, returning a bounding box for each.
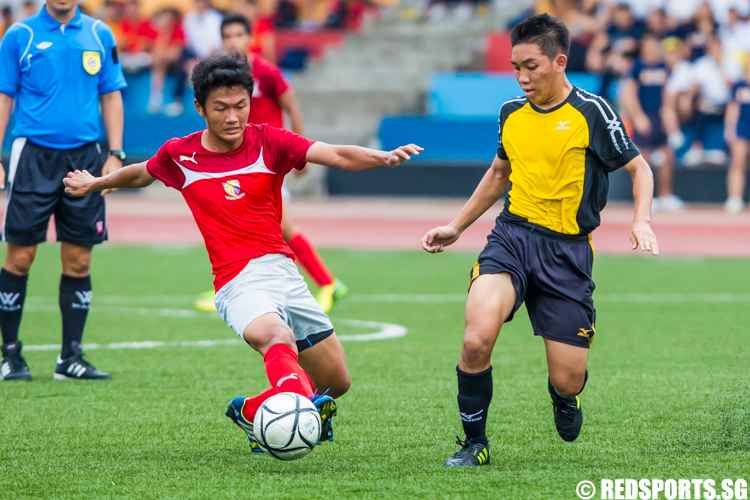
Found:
[253,392,322,461]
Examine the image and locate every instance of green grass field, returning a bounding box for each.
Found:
[1,244,749,499]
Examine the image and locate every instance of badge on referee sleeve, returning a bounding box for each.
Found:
[82,51,101,75]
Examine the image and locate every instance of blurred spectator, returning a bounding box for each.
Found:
[115,0,154,73]
[680,35,739,165]
[143,8,187,115]
[183,0,224,57]
[22,0,36,17]
[587,2,646,98]
[670,2,717,61]
[235,0,277,62]
[724,57,750,212]
[0,6,13,37]
[324,0,366,30]
[274,0,299,27]
[719,7,750,60]
[644,7,670,38]
[623,33,684,211]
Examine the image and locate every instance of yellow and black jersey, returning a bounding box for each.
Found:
[496,86,640,238]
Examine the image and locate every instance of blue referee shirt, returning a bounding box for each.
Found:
[0,6,127,149]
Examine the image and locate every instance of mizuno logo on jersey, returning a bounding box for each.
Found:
[0,292,21,312]
[555,120,571,130]
[73,291,93,310]
[223,180,246,200]
[179,152,198,164]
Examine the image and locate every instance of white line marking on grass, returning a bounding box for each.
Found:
[335,319,407,341]
[349,293,750,304]
[22,319,407,351]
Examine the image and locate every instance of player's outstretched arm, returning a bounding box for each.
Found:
[422,155,511,253]
[306,142,423,171]
[63,162,156,197]
[624,155,659,256]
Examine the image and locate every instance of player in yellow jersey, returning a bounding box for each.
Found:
[422,14,659,467]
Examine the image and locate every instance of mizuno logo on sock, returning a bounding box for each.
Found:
[460,410,484,422]
[73,291,93,309]
[277,373,299,388]
[0,292,21,311]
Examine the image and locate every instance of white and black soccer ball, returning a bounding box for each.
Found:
[253,392,322,461]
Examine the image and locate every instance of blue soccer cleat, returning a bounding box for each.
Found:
[310,393,337,444]
[225,397,264,453]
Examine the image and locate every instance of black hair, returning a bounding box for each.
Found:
[191,54,255,109]
[510,13,570,60]
[221,13,252,36]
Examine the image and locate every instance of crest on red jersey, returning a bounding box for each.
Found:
[223,180,245,200]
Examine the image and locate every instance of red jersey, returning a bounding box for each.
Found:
[146,124,314,291]
[248,55,290,128]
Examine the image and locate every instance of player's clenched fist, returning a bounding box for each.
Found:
[64,170,97,197]
[387,144,423,168]
[421,225,461,253]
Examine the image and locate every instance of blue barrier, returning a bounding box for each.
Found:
[428,72,603,117]
[379,115,497,162]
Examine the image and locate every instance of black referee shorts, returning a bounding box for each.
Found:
[2,138,107,247]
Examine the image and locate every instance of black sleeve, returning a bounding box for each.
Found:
[586,96,640,172]
[497,108,508,160]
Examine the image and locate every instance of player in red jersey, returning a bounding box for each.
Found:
[194,13,347,314]
[64,55,422,450]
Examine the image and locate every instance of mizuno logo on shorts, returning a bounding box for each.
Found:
[578,328,592,338]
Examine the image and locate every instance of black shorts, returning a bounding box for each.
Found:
[632,112,667,150]
[470,220,596,348]
[2,138,107,247]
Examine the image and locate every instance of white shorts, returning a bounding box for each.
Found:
[214,254,334,350]
[281,178,291,202]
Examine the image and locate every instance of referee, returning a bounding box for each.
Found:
[0,0,127,380]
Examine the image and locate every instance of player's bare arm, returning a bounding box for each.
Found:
[279,88,305,137]
[100,90,125,195]
[421,155,511,253]
[306,142,423,171]
[64,162,155,196]
[0,92,13,190]
[624,155,659,256]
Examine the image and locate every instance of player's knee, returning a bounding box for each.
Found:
[5,247,36,275]
[550,370,586,398]
[461,330,493,369]
[62,247,92,276]
[245,324,296,353]
[326,369,351,399]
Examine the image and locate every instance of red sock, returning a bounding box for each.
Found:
[241,387,276,422]
[264,344,314,397]
[287,233,335,287]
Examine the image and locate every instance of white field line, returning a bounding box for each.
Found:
[22,318,406,352]
[349,293,750,304]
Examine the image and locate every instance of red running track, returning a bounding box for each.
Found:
[6,197,750,257]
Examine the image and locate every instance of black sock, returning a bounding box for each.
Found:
[457,366,493,445]
[60,274,92,358]
[0,269,28,345]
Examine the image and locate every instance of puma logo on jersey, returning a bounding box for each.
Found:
[277,373,299,388]
[179,152,198,164]
[555,120,571,130]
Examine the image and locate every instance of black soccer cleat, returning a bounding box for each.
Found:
[444,435,490,467]
[549,379,583,442]
[1,341,32,381]
[54,342,112,380]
